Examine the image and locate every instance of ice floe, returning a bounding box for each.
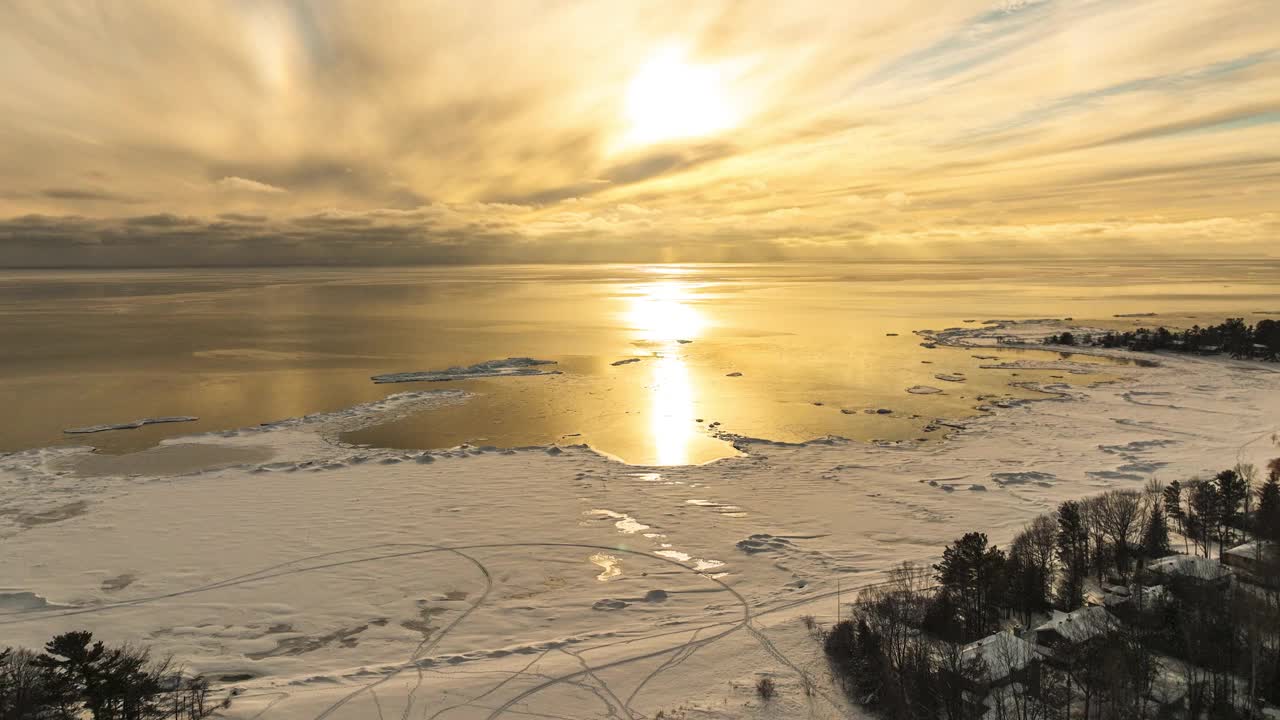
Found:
[64,416,198,434]
[371,357,559,383]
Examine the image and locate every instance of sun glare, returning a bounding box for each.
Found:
[623,47,736,146]
[625,279,707,465]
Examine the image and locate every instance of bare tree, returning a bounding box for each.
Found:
[1080,496,1112,582]
[1098,490,1143,582]
[1024,514,1058,598]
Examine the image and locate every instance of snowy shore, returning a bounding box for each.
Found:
[2,320,1278,719]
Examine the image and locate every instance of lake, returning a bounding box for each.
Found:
[2,260,1277,464]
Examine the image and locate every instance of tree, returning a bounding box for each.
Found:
[1081,496,1112,582]
[1220,317,1252,359]
[1257,464,1280,544]
[34,631,105,719]
[1098,490,1144,581]
[1,647,68,720]
[2,634,215,720]
[1056,501,1089,610]
[1163,480,1189,554]
[1140,501,1172,561]
[1256,319,1280,361]
[1187,480,1221,557]
[1007,515,1057,627]
[1215,469,1248,550]
[935,532,1007,641]
[1007,536,1047,628]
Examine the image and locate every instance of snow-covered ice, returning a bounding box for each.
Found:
[1,320,1278,718]
[64,416,199,434]
[371,357,560,384]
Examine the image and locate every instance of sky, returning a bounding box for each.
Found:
[1,0,1277,266]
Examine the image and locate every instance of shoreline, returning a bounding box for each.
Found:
[2,319,1278,718]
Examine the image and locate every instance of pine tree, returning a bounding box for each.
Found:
[1164,480,1188,553]
[1140,502,1172,560]
[935,532,1006,641]
[1216,469,1248,549]
[1056,501,1089,610]
[1257,467,1280,544]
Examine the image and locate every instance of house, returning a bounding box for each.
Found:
[1033,606,1118,650]
[1146,554,1231,585]
[1222,541,1279,585]
[956,630,1043,717]
[962,630,1042,689]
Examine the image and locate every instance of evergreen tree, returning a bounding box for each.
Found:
[1006,533,1049,627]
[1220,317,1253,358]
[1257,464,1280,544]
[34,631,103,719]
[934,532,1006,641]
[1163,480,1188,553]
[1056,501,1089,609]
[1256,319,1280,361]
[1140,501,1172,560]
[1215,469,1248,549]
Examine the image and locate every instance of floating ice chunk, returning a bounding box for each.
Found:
[64,416,198,434]
[589,553,621,581]
[611,358,642,366]
[736,534,794,554]
[991,471,1055,485]
[653,549,691,562]
[587,509,651,534]
[934,373,966,382]
[907,386,943,395]
[371,357,559,384]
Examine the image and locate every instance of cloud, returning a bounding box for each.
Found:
[216,176,288,194]
[0,0,1276,265]
[2,205,1274,268]
[40,188,141,204]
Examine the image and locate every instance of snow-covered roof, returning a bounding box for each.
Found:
[1223,541,1277,560]
[962,630,1040,680]
[1034,606,1118,644]
[1147,554,1229,580]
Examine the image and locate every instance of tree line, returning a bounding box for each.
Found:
[1044,317,1280,361]
[1,631,222,720]
[822,457,1280,719]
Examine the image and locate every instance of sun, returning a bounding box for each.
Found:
[623,47,736,146]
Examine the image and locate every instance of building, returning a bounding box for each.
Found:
[956,630,1043,718]
[1033,606,1118,650]
[1221,541,1279,585]
[961,630,1042,689]
[1145,554,1231,585]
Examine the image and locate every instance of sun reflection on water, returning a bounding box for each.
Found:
[624,279,706,465]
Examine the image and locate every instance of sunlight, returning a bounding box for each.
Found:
[624,280,705,343]
[650,352,695,466]
[623,46,737,146]
[624,279,707,465]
